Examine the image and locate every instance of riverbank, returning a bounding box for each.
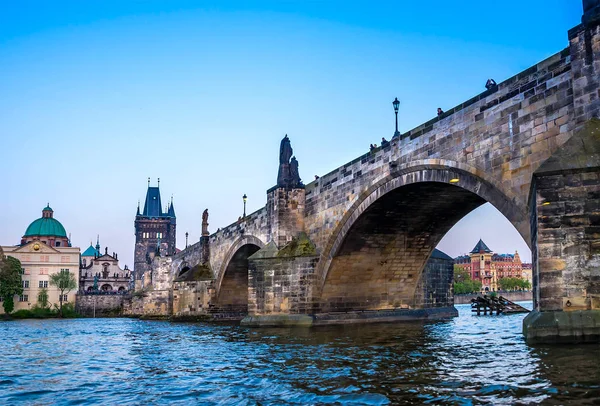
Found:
[454,291,533,304]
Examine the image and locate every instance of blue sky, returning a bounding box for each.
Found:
[0,1,581,267]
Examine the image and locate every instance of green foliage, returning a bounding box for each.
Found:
[49,270,77,317]
[10,303,79,319]
[37,288,49,308]
[57,302,78,318]
[2,296,15,314]
[498,277,531,291]
[453,268,482,294]
[0,248,23,314]
[277,233,317,257]
[11,309,33,319]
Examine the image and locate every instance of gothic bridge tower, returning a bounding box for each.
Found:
[133,178,177,286]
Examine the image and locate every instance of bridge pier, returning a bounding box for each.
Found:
[523,5,600,343]
[523,120,600,343]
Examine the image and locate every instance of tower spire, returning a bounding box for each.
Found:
[96,235,100,253]
[136,200,140,216]
[157,177,160,188]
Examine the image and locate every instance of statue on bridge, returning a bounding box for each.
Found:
[202,209,209,236]
[277,135,303,188]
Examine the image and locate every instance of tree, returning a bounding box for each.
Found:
[453,268,482,294]
[37,288,49,308]
[498,277,530,291]
[0,248,23,315]
[49,269,76,317]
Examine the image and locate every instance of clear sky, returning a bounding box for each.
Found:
[0,1,581,267]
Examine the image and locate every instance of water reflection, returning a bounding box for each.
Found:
[0,304,598,405]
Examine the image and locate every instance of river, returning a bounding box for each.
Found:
[0,303,598,405]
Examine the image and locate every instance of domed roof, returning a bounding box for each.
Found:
[23,206,67,238]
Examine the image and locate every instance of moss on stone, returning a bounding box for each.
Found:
[277,232,317,257]
[175,264,214,282]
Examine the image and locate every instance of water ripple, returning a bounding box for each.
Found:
[0,303,599,404]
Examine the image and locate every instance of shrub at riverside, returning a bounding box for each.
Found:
[0,248,23,315]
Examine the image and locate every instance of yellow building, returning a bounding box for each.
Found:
[0,206,79,313]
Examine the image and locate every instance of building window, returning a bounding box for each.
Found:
[39,280,48,288]
[55,241,61,247]
[39,268,49,275]
[40,255,49,262]
[61,294,68,302]
[19,295,29,302]
[61,256,70,263]
[22,280,29,288]
[20,268,25,275]
[60,268,70,274]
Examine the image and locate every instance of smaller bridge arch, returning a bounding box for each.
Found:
[215,235,265,314]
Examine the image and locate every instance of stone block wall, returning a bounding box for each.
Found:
[266,187,306,248]
[172,280,215,317]
[76,294,125,317]
[532,125,600,312]
[414,251,454,309]
[248,256,319,315]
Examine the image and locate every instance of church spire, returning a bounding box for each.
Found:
[95,235,100,253]
[168,195,176,217]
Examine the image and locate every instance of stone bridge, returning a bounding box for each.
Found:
[131,2,600,343]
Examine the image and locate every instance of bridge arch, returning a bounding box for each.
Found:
[215,235,265,313]
[315,160,529,313]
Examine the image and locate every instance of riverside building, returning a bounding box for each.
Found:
[79,236,131,293]
[0,205,79,313]
[454,239,532,292]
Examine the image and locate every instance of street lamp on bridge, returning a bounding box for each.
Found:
[392,97,401,138]
[243,194,247,217]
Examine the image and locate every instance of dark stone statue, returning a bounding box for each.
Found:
[290,156,301,185]
[202,209,209,236]
[279,134,293,165]
[277,135,303,188]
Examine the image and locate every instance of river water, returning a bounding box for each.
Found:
[1,303,599,405]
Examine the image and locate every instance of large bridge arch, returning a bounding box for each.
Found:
[315,160,530,313]
[214,235,264,313]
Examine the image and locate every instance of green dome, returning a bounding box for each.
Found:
[24,217,67,238]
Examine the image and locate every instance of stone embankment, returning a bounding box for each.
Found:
[76,294,126,317]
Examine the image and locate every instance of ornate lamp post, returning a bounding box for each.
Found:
[243,194,247,217]
[185,232,189,248]
[392,97,400,138]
